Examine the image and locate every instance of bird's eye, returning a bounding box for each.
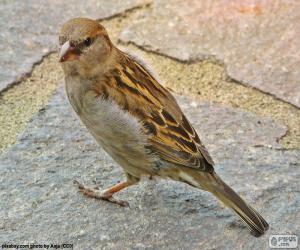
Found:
[84,37,92,47]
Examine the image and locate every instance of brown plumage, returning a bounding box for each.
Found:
[59,18,269,236]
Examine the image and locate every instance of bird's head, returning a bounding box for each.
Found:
[59,18,113,76]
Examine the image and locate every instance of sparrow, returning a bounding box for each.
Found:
[59,18,269,236]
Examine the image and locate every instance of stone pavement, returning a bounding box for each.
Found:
[0,1,299,250]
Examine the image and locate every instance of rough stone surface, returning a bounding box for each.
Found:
[0,86,299,249]
[0,0,149,91]
[121,0,300,107]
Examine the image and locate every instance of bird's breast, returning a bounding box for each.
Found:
[65,76,156,175]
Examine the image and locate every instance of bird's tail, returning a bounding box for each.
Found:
[186,171,269,237]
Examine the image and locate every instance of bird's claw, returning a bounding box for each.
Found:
[73,180,129,207]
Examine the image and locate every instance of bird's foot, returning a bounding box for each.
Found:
[73,180,129,207]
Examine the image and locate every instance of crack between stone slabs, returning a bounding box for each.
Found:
[273,147,300,152]
[227,76,300,110]
[118,40,217,65]
[0,51,54,94]
[97,1,152,22]
[0,1,152,96]
[276,126,289,145]
[119,40,300,111]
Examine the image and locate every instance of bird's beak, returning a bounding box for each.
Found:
[59,41,80,62]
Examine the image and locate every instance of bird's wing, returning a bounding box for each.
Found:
[94,51,214,173]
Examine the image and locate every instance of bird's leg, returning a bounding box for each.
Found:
[73,180,131,207]
[74,173,139,207]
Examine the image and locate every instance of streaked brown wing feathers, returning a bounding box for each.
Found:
[95,51,214,172]
[147,107,214,172]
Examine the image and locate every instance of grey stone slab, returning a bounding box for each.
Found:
[0,85,299,249]
[0,0,149,91]
[121,0,300,107]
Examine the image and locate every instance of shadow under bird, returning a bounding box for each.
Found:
[58,17,269,237]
